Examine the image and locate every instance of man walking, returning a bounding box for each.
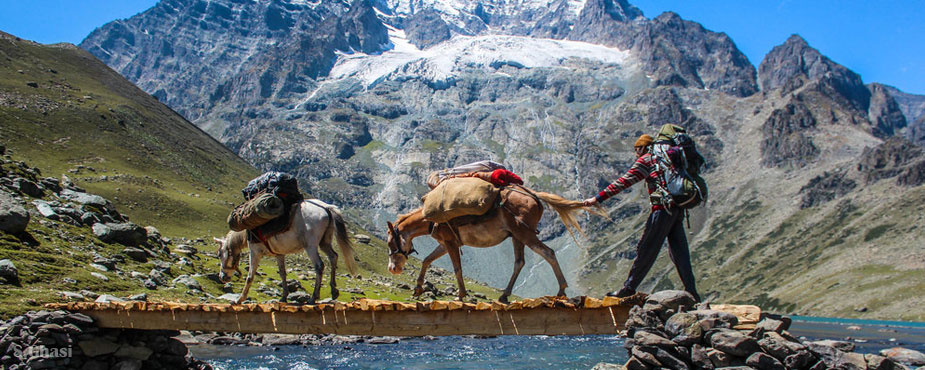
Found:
[583,134,701,301]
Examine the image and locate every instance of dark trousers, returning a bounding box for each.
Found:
[623,208,699,298]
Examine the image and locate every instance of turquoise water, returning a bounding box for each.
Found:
[196,335,628,370]
[193,317,925,370]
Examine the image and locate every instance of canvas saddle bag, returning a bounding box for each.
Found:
[421,177,500,223]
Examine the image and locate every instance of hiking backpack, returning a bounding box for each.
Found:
[650,124,708,209]
[241,171,303,203]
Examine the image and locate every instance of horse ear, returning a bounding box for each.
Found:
[387,221,394,230]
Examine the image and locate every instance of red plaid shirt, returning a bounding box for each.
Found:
[595,153,664,209]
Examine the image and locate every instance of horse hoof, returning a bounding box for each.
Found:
[331,289,340,300]
[412,287,424,297]
[498,296,510,304]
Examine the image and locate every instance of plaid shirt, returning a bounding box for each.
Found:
[595,153,662,207]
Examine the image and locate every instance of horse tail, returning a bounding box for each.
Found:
[328,205,359,275]
[527,187,608,245]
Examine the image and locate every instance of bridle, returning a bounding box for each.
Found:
[388,222,428,258]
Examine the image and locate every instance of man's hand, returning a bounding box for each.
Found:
[583,197,598,207]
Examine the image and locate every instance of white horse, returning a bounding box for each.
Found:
[214,200,358,304]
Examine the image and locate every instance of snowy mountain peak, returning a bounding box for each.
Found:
[328,28,633,87]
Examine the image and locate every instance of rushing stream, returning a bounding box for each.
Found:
[193,317,925,370]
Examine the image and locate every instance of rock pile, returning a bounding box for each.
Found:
[0,310,212,370]
[621,290,910,370]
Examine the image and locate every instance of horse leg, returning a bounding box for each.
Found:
[237,248,262,304]
[414,244,447,297]
[445,243,468,300]
[306,245,324,305]
[520,232,569,297]
[319,240,339,300]
[499,239,526,304]
[276,255,288,303]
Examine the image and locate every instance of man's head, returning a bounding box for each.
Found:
[634,134,653,157]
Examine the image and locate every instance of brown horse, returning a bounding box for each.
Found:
[386,185,601,303]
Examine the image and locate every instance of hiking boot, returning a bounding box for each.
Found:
[690,291,702,303]
[605,287,636,298]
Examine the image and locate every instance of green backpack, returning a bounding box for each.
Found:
[651,124,708,209]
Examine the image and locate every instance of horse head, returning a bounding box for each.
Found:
[214,232,244,283]
[387,221,419,274]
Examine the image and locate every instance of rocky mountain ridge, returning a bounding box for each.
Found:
[76,0,925,319]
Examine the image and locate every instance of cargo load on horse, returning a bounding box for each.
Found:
[420,161,525,223]
[422,177,500,223]
[227,172,305,241]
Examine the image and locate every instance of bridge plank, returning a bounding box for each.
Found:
[44,297,636,336]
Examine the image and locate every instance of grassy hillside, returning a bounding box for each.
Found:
[0,33,502,319]
[0,31,255,237]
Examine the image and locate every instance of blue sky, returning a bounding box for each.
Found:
[1,0,922,94]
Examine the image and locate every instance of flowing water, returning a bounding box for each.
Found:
[193,317,925,370]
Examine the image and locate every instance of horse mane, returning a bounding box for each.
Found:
[224,229,248,253]
[395,207,423,227]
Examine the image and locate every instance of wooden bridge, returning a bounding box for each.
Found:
[45,295,760,336]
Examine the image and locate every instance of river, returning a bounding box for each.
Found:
[192,316,925,369]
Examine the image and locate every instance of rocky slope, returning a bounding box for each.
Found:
[77,0,925,319]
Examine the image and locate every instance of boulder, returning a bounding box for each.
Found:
[355,234,371,244]
[366,336,401,344]
[93,223,147,246]
[262,334,302,346]
[12,178,43,197]
[632,346,664,367]
[626,305,663,331]
[866,354,908,370]
[114,345,153,361]
[633,330,677,351]
[746,352,785,370]
[78,338,121,357]
[785,350,817,369]
[113,359,143,370]
[709,328,760,357]
[707,347,740,368]
[122,247,148,262]
[758,331,806,361]
[59,292,86,301]
[288,291,313,304]
[643,290,697,320]
[684,344,711,369]
[218,293,241,302]
[665,312,703,345]
[622,357,652,370]
[808,341,866,370]
[813,339,855,352]
[881,347,925,366]
[39,177,61,193]
[59,189,109,208]
[95,294,125,303]
[635,345,690,370]
[172,275,202,291]
[175,244,197,255]
[0,192,30,233]
[687,309,740,328]
[754,317,790,333]
[0,259,19,285]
